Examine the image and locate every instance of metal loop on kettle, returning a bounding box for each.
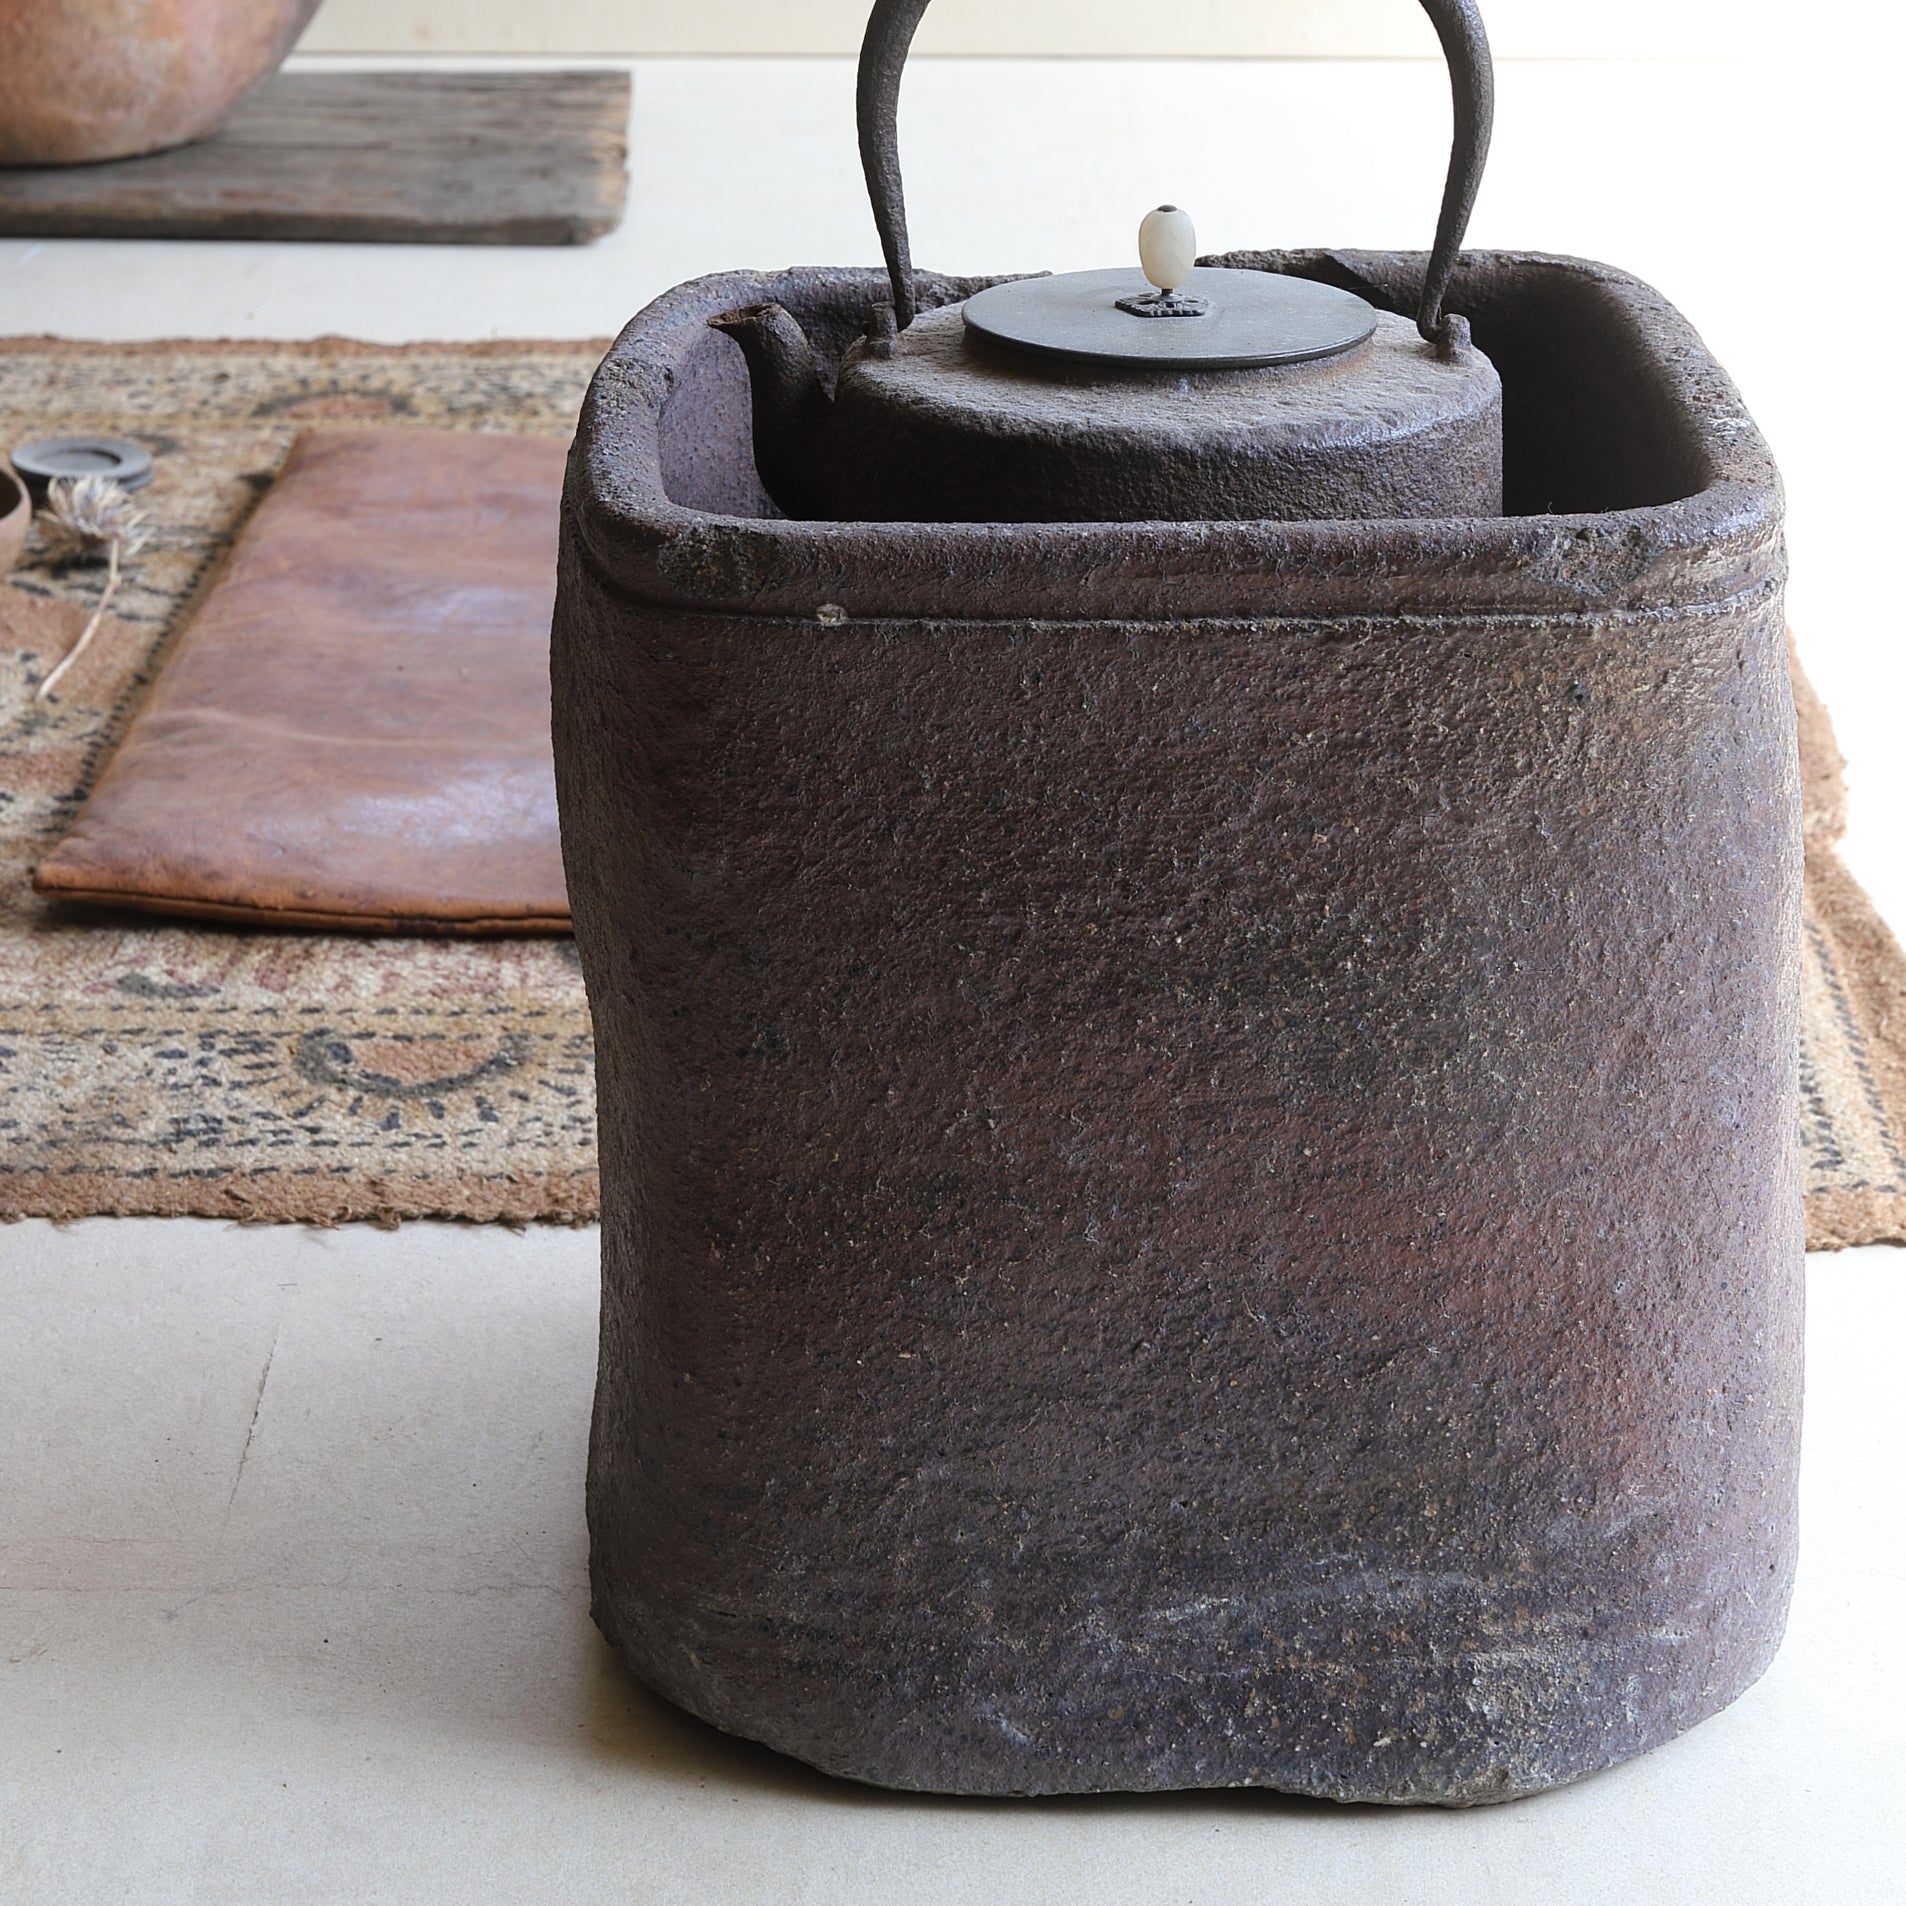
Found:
[856,0,1496,344]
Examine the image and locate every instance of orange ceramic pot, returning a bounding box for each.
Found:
[0,0,322,166]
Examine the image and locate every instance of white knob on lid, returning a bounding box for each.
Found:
[1138,205,1198,293]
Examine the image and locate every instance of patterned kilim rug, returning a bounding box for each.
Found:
[1,335,1903,1246]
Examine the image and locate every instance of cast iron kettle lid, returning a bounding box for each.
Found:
[856,0,1496,369]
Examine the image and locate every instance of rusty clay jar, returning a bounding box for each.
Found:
[552,248,1803,1804]
[0,0,322,166]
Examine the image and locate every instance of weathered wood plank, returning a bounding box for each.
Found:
[0,71,629,245]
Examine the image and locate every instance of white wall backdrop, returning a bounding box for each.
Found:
[299,0,1778,62]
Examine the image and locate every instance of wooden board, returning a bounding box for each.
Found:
[0,71,629,245]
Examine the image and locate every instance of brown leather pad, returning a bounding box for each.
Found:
[33,429,572,935]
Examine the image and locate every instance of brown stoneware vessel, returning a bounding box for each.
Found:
[0,0,322,166]
[0,464,28,572]
[554,0,1796,1815]
[553,247,1801,1804]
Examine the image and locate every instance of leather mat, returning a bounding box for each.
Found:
[33,428,572,934]
[1,335,1903,1241]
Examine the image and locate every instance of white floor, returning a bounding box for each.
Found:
[3,50,1905,1904]
[0,1220,1899,1906]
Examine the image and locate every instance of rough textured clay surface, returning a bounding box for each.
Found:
[553,251,1803,1804]
[0,0,321,166]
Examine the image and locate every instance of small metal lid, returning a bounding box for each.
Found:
[964,267,1379,372]
[10,436,155,496]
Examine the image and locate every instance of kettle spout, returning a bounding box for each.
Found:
[708,302,833,519]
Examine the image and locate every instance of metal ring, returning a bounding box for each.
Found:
[9,435,156,498]
[857,0,1495,343]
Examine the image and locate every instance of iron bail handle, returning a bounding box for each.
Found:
[856,0,1496,343]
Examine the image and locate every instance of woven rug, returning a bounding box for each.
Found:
[1,336,1903,1246]
[0,339,602,1225]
